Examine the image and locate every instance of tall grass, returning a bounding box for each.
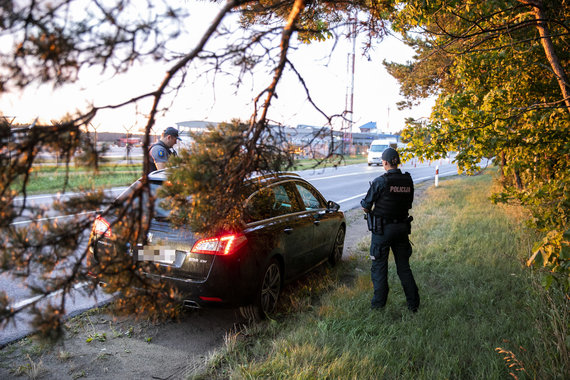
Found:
[17,169,141,194]
[195,172,568,379]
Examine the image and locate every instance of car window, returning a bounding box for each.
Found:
[295,182,326,210]
[151,182,172,219]
[245,183,300,223]
[370,144,389,152]
[116,180,170,219]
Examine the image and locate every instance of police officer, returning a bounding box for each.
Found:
[149,127,180,173]
[361,147,420,312]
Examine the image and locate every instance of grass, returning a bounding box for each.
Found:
[194,172,568,379]
[16,163,141,194]
[291,155,367,171]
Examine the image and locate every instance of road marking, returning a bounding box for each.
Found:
[305,165,455,182]
[336,170,457,205]
[303,171,370,181]
[11,281,90,311]
[10,211,97,226]
[14,187,128,202]
[338,192,367,204]
[414,170,457,182]
[11,186,128,226]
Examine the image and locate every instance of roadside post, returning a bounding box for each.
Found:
[435,165,439,187]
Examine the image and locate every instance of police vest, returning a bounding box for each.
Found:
[373,171,414,220]
[148,140,175,173]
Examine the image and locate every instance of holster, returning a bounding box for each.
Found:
[370,215,384,235]
[406,215,413,234]
[365,213,373,231]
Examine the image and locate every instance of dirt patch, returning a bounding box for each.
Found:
[0,208,371,380]
[343,207,371,257]
[0,306,244,380]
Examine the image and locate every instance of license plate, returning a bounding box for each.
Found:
[137,246,177,264]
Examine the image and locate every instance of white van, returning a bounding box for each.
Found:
[367,139,397,166]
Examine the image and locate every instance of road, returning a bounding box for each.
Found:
[298,159,458,210]
[1,159,457,346]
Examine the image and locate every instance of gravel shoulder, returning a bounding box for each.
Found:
[0,207,370,380]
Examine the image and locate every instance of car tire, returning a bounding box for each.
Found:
[367,163,371,166]
[328,226,345,266]
[239,258,282,321]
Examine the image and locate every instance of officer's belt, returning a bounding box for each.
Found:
[380,216,411,225]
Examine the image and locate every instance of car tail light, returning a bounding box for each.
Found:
[191,234,247,255]
[199,296,223,302]
[92,216,112,238]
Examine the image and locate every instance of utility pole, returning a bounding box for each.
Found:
[343,13,356,155]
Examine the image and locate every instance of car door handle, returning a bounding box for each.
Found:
[284,227,293,234]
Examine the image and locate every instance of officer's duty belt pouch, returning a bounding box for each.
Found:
[366,213,374,232]
[372,216,383,235]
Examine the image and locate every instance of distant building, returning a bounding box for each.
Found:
[176,120,219,133]
[175,120,220,149]
[359,121,377,133]
[169,120,399,157]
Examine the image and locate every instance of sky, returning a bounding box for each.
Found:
[1,2,434,135]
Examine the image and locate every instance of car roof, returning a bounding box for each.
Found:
[245,171,301,185]
[147,169,301,185]
[148,169,168,181]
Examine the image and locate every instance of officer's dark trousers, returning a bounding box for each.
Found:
[370,222,419,311]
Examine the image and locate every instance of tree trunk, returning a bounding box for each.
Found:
[519,0,570,112]
[500,151,506,179]
[514,169,524,190]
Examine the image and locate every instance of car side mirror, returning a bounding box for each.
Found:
[327,200,340,212]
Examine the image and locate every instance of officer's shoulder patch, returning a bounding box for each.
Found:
[158,149,165,158]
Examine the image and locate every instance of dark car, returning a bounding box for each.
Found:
[88,170,346,319]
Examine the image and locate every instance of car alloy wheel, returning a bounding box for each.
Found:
[240,258,281,321]
[329,227,345,266]
[259,259,281,316]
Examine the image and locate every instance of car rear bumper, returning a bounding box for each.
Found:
[88,239,258,308]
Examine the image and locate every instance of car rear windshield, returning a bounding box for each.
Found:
[116,180,170,219]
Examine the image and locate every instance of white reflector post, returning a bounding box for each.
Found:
[435,165,439,187]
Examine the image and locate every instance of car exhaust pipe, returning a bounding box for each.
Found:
[183,300,201,309]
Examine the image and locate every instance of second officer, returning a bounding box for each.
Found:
[361,147,420,312]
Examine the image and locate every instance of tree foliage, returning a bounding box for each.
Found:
[0,0,397,340]
[385,0,569,287]
[159,120,293,233]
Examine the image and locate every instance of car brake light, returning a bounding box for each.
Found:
[191,234,247,255]
[92,216,112,238]
[199,296,223,302]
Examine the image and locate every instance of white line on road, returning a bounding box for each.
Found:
[413,170,457,182]
[303,171,370,181]
[338,193,368,204]
[10,210,97,226]
[306,166,455,182]
[11,281,90,311]
[335,170,457,206]
[15,187,128,202]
